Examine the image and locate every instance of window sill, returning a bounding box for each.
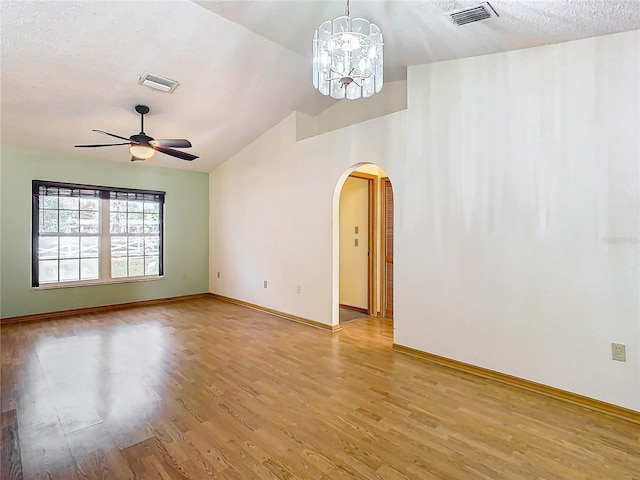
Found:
[32,276,165,290]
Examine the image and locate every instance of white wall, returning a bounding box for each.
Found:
[209,111,406,324]
[296,80,407,141]
[339,176,369,310]
[210,30,639,411]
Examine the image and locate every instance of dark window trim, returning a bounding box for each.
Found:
[32,189,39,287]
[32,180,166,288]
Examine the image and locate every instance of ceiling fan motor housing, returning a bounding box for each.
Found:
[131,133,154,144]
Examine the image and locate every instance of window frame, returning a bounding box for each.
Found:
[32,180,165,288]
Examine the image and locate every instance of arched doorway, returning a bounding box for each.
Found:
[332,163,394,327]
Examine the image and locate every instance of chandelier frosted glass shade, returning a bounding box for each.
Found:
[313,16,383,100]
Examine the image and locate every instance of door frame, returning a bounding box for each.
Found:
[381,177,393,318]
[345,172,377,316]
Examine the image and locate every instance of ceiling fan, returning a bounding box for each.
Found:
[75,105,199,162]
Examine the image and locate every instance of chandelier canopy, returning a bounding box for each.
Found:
[312,0,383,100]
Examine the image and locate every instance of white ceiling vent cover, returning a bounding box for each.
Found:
[447,2,499,26]
[138,73,180,93]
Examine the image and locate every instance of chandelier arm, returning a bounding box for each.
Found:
[322,70,372,82]
[350,71,372,80]
[322,72,343,82]
[322,68,347,81]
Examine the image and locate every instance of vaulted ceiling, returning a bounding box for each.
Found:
[2,1,639,172]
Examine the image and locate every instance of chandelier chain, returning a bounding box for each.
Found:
[345,0,349,17]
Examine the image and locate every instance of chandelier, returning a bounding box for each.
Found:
[312,0,383,100]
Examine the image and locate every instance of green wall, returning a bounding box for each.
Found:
[0,147,209,318]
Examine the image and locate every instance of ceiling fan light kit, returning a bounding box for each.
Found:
[129,144,155,160]
[312,0,383,100]
[74,104,199,162]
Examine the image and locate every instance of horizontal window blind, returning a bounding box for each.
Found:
[33,180,165,203]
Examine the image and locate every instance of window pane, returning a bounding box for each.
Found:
[111,237,127,257]
[39,260,58,283]
[128,237,144,256]
[111,199,127,212]
[80,198,99,211]
[80,210,99,233]
[128,257,144,277]
[80,258,99,280]
[39,237,58,260]
[60,259,79,281]
[144,202,159,213]
[42,196,58,209]
[111,257,127,278]
[110,212,127,233]
[80,237,99,258]
[59,210,79,233]
[144,237,159,255]
[127,213,143,233]
[145,256,159,275]
[144,213,160,233]
[59,197,79,210]
[128,201,143,213]
[59,237,79,259]
[40,210,58,232]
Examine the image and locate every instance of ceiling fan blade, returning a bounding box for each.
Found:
[75,142,131,148]
[92,129,132,142]
[154,146,199,161]
[151,139,192,148]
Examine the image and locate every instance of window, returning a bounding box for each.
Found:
[32,180,165,288]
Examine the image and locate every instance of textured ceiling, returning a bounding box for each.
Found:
[1,0,639,172]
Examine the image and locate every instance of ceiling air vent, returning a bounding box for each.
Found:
[447,2,498,26]
[138,73,180,93]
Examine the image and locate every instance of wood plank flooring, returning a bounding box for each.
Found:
[1,297,638,479]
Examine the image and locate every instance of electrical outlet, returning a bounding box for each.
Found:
[611,343,626,362]
[217,272,221,278]
[354,239,359,247]
[264,280,268,288]
[296,285,301,294]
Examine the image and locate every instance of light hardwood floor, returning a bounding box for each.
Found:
[1,297,638,479]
